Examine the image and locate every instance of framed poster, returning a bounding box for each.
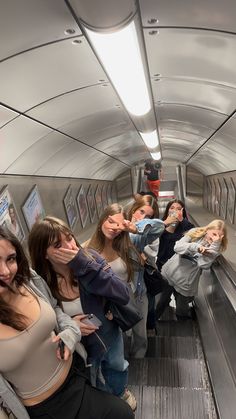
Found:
[86,185,97,223]
[210,178,216,214]
[206,179,212,211]
[101,183,108,209]
[76,185,89,228]
[107,183,113,205]
[203,178,208,209]
[94,184,103,217]
[227,177,236,224]
[0,186,25,242]
[63,186,78,229]
[111,183,117,203]
[220,178,228,220]
[215,178,221,216]
[22,185,45,230]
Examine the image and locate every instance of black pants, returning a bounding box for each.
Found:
[26,354,134,419]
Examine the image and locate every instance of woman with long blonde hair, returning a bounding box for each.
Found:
[155,219,228,320]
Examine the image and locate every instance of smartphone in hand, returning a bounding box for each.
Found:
[83,314,102,328]
[58,340,65,359]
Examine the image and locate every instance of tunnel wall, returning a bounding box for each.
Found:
[203,171,236,229]
[0,175,117,245]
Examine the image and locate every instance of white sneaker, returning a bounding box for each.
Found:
[121,389,137,411]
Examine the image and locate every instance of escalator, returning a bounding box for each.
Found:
[128,305,217,419]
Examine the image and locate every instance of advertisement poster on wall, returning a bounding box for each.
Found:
[86,185,97,223]
[0,186,25,242]
[101,183,108,209]
[22,185,46,230]
[94,184,103,217]
[63,185,78,229]
[77,185,89,228]
[220,178,228,220]
[215,178,221,216]
[106,183,113,205]
[227,177,236,224]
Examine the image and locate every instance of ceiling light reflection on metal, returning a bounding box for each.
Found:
[150,151,161,161]
[85,21,151,116]
[140,130,159,149]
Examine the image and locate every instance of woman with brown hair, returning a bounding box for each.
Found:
[0,226,134,419]
[28,216,136,411]
[88,200,164,358]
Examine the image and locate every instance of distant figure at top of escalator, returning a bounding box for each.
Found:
[144,159,163,198]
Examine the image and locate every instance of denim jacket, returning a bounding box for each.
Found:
[129,218,165,297]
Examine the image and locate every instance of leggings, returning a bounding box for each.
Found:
[26,354,134,419]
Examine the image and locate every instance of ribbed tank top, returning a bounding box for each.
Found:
[109,257,128,282]
[62,297,83,318]
[0,294,67,399]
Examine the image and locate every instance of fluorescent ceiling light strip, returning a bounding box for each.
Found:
[86,22,151,116]
[140,130,159,149]
[150,151,161,160]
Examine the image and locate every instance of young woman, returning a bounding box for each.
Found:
[156,219,228,319]
[0,226,134,419]
[88,199,164,358]
[152,199,194,323]
[28,217,137,411]
[157,199,194,271]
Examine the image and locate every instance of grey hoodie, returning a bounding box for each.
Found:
[0,270,82,419]
[161,229,221,297]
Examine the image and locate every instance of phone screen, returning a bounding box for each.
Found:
[83,314,102,328]
[58,340,65,359]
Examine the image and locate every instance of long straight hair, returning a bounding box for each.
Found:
[0,227,30,330]
[88,204,140,282]
[28,216,82,301]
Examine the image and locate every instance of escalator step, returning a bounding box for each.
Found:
[156,319,196,337]
[147,336,199,359]
[128,358,206,388]
[128,385,217,419]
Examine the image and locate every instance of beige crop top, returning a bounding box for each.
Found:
[0,292,66,400]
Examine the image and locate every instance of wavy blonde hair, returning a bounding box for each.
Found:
[185,219,228,251]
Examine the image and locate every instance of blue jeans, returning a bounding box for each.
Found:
[90,330,129,397]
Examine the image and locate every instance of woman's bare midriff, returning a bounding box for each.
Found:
[22,356,73,406]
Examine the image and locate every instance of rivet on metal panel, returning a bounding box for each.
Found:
[148,18,159,24]
[64,29,76,35]
[72,39,82,45]
[149,30,159,35]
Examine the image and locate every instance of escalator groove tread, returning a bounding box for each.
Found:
[127,307,217,418]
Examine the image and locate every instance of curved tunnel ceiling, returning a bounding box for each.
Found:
[0,0,236,181]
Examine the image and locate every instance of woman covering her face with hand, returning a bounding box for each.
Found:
[146,199,194,329]
[0,226,134,419]
[156,219,228,320]
[28,217,136,412]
